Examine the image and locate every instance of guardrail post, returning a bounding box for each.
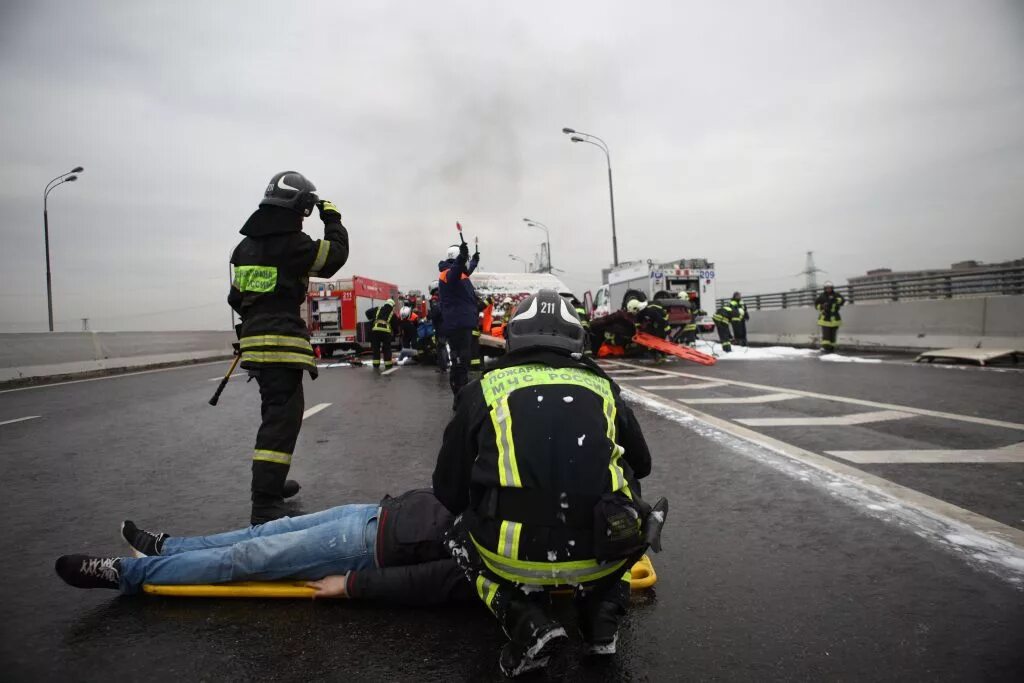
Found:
[781,291,787,309]
[890,281,899,302]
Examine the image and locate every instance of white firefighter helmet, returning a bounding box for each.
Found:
[626,299,646,314]
[446,245,461,260]
[501,297,513,306]
[399,306,412,319]
[824,281,834,289]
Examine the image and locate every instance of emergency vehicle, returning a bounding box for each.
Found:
[304,276,400,357]
[589,258,717,335]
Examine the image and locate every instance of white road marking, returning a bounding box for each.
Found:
[605,368,643,375]
[602,360,1024,432]
[0,415,40,427]
[737,410,913,427]
[680,392,798,405]
[827,442,1024,464]
[613,374,675,382]
[621,384,1024,584]
[380,367,399,376]
[0,360,229,394]
[642,382,727,391]
[302,403,331,420]
[208,373,242,382]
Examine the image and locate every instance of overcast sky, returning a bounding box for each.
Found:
[1,0,1022,332]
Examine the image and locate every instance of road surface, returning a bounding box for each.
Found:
[0,351,1022,681]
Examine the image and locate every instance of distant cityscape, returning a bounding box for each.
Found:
[847,258,1024,286]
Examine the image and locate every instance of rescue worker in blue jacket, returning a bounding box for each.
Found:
[228,171,349,524]
[368,298,397,370]
[815,281,845,353]
[437,242,480,402]
[433,289,664,677]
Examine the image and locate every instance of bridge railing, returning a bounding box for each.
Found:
[719,265,1024,310]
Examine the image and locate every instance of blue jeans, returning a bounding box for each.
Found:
[118,504,379,594]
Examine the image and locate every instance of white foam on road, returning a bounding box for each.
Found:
[623,387,1024,588]
[819,354,884,364]
[302,403,331,420]
[0,415,41,427]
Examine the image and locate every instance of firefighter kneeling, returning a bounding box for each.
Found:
[433,289,666,678]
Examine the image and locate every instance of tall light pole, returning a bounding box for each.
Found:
[522,218,552,273]
[508,253,529,273]
[43,166,84,332]
[562,127,618,266]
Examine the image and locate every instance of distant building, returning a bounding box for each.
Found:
[847,258,1024,286]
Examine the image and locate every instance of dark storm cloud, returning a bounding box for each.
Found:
[1,0,1022,331]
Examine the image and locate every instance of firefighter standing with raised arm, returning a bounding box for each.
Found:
[433,289,665,678]
[228,171,349,525]
[437,242,480,404]
[815,281,845,353]
[728,291,750,346]
[368,298,397,370]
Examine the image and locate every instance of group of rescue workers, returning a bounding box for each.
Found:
[53,171,668,678]
[55,169,850,677]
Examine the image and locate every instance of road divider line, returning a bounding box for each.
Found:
[380,367,399,376]
[642,382,727,391]
[826,442,1024,464]
[0,360,229,395]
[0,416,40,427]
[613,374,673,382]
[603,360,1024,432]
[208,374,242,382]
[680,392,797,405]
[737,410,913,427]
[302,403,331,420]
[622,383,1024,585]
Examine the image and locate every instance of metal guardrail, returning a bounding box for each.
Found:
[718,265,1024,310]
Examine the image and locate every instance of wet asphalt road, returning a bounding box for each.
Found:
[0,356,1022,681]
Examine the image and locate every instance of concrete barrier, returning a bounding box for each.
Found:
[745,296,1024,351]
[0,331,235,383]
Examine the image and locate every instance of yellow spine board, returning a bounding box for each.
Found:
[142,556,657,599]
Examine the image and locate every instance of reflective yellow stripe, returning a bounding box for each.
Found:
[253,449,291,464]
[475,575,499,613]
[497,520,522,559]
[240,335,313,352]
[621,569,632,583]
[480,364,615,406]
[472,534,625,585]
[308,240,331,275]
[240,351,316,366]
[603,394,631,499]
[491,396,521,487]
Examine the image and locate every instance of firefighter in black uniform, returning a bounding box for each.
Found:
[629,298,670,361]
[815,281,845,353]
[433,289,665,677]
[680,291,704,345]
[229,171,349,525]
[728,291,750,346]
[369,298,397,370]
[713,299,736,353]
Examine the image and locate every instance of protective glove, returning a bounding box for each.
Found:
[459,242,469,259]
[472,250,480,261]
[317,200,342,224]
[232,342,241,356]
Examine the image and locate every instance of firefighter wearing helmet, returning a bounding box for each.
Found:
[437,241,480,402]
[368,298,397,370]
[815,281,845,353]
[433,289,664,677]
[228,171,350,524]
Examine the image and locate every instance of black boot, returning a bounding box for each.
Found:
[498,598,568,678]
[282,479,301,499]
[578,598,624,655]
[251,460,290,525]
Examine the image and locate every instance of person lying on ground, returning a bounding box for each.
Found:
[55,489,473,605]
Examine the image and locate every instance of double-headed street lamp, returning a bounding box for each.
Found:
[522,218,552,273]
[44,166,84,332]
[507,253,529,272]
[562,127,618,266]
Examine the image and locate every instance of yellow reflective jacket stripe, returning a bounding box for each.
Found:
[308,240,331,276]
[240,351,316,366]
[472,533,626,585]
[240,335,314,351]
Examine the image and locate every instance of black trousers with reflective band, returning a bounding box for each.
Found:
[730,320,747,345]
[447,327,473,396]
[370,331,393,367]
[252,367,304,500]
[820,325,838,348]
[715,320,733,347]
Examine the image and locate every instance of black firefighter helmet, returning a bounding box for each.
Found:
[505,289,585,356]
[261,171,318,217]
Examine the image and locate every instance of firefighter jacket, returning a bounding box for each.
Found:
[371,301,396,335]
[728,298,749,322]
[432,348,652,586]
[437,252,480,334]
[574,304,591,330]
[428,296,444,332]
[713,301,737,325]
[815,291,845,327]
[636,302,670,337]
[229,206,349,377]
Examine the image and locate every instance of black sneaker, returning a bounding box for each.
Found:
[121,520,167,557]
[55,555,121,590]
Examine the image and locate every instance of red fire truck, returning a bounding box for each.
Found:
[305,276,399,358]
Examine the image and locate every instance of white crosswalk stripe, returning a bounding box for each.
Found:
[680,393,798,405]
[302,403,331,420]
[0,416,41,427]
[827,442,1024,464]
[642,382,727,391]
[737,410,913,427]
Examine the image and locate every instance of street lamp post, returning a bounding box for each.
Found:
[508,254,529,273]
[562,127,618,266]
[43,166,84,332]
[522,218,552,273]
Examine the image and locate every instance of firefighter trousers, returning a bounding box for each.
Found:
[730,320,747,346]
[252,367,304,504]
[447,327,473,396]
[715,320,733,351]
[370,331,393,368]
[820,325,838,351]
